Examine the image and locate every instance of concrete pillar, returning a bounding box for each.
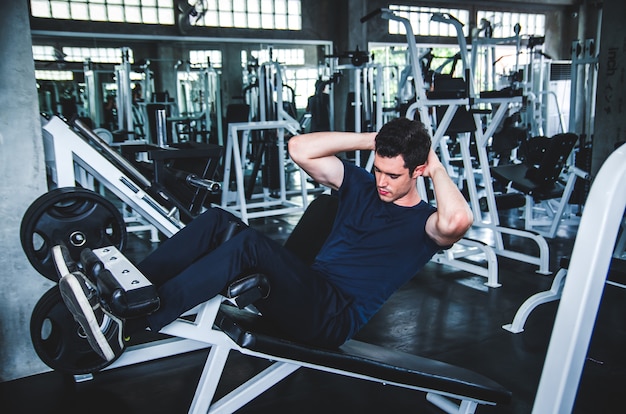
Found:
[0,2,52,381]
[154,44,179,101]
[592,0,626,175]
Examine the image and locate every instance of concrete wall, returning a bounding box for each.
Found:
[0,2,53,381]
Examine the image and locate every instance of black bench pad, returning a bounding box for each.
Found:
[215,305,512,405]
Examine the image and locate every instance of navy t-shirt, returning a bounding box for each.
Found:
[311,161,441,332]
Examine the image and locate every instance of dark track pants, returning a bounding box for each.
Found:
[137,207,355,347]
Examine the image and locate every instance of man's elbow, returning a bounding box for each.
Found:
[459,208,474,234]
[440,210,474,244]
[453,209,474,237]
[288,135,304,164]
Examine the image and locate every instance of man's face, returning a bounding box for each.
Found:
[373,153,418,205]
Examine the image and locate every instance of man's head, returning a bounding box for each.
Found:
[375,117,431,173]
[372,118,431,205]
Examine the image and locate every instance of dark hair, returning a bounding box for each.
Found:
[374,117,431,173]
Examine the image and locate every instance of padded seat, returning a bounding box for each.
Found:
[216,304,512,406]
[491,133,578,201]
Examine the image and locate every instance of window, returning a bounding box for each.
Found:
[32,45,134,64]
[30,0,175,24]
[284,67,318,110]
[473,11,546,90]
[32,45,60,61]
[477,10,546,37]
[63,46,134,64]
[249,48,305,66]
[35,70,74,81]
[240,48,311,110]
[189,50,223,68]
[388,5,470,38]
[193,0,301,30]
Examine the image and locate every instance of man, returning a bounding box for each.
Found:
[59,117,473,362]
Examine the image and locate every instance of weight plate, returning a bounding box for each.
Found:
[30,285,122,374]
[20,187,127,281]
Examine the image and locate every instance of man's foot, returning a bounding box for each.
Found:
[59,271,124,362]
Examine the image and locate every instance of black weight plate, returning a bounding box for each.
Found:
[20,187,127,281]
[30,286,123,375]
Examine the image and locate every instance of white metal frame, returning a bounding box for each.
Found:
[533,143,626,413]
[43,115,183,237]
[374,9,551,282]
[220,121,308,224]
[42,115,508,413]
[504,187,625,334]
[103,286,504,414]
[516,165,589,239]
[335,61,384,165]
[42,114,226,379]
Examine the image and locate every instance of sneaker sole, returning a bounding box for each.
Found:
[52,245,72,278]
[59,273,116,361]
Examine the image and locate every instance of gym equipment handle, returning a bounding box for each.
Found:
[186,174,221,193]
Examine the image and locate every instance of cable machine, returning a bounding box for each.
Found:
[173,59,223,145]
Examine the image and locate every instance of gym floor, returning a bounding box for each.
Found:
[2,206,626,414]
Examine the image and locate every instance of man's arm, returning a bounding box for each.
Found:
[288,131,376,190]
[422,149,474,246]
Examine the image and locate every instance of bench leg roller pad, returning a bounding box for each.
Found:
[91,246,160,318]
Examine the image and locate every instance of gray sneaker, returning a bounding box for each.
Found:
[52,244,79,280]
[59,271,124,362]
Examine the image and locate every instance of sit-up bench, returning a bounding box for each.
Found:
[77,194,511,413]
[215,302,511,414]
[83,243,510,414]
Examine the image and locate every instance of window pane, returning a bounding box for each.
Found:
[247,0,259,13]
[261,13,273,29]
[274,14,287,30]
[125,6,141,23]
[233,12,246,27]
[219,10,233,27]
[234,0,245,11]
[261,0,273,13]
[31,1,51,18]
[108,5,124,22]
[70,3,89,20]
[274,0,285,14]
[142,8,158,24]
[248,14,260,28]
[287,0,299,14]
[89,4,106,21]
[203,11,217,26]
[158,8,174,24]
[50,1,70,19]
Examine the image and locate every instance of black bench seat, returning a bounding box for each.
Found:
[215,304,512,407]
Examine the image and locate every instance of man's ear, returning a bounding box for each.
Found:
[412,164,426,178]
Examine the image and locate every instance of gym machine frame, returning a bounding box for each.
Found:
[220,120,308,224]
[369,8,551,277]
[43,115,183,237]
[42,114,226,378]
[219,60,309,224]
[532,143,626,413]
[68,192,511,414]
[173,60,224,145]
